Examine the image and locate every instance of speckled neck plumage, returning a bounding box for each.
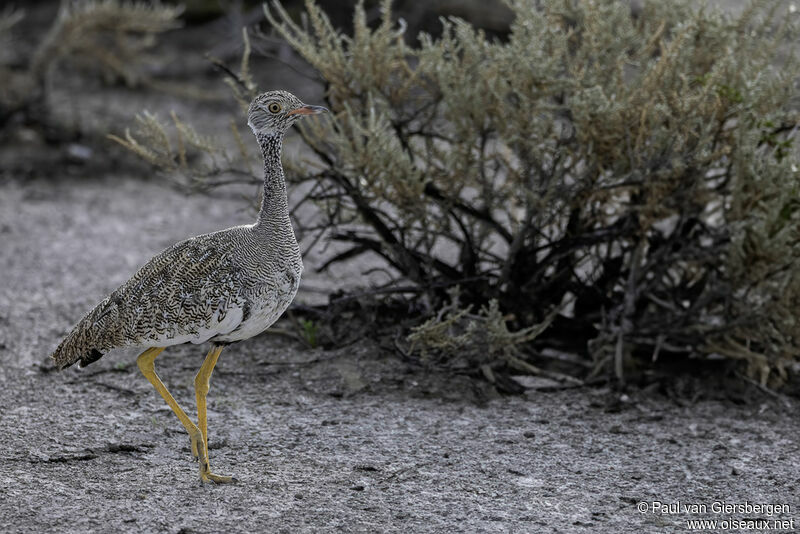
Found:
[254,131,290,233]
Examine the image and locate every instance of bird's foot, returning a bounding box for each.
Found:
[189,428,203,461]
[199,461,237,484]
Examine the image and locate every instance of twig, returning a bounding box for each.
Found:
[734,371,793,409]
[507,356,584,385]
[616,239,645,384]
[206,54,251,94]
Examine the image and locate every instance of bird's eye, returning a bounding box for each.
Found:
[268,103,281,114]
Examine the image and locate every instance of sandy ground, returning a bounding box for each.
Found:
[0,175,798,534]
[1,2,798,532]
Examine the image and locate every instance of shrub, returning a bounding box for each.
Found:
[117,0,800,388]
[0,1,181,129]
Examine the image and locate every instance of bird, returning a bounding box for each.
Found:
[51,90,328,483]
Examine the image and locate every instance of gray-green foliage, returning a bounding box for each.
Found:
[119,0,800,386]
[30,0,182,85]
[0,1,181,127]
[109,29,258,186]
[272,0,800,385]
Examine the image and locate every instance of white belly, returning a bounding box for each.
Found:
[213,272,300,343]
[221,299,287,341]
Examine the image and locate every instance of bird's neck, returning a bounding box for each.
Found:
[254,131,290,232]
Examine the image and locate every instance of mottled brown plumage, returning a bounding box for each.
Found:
[51,90,327,483]
[52,224,299,368]
[52,91,321,368]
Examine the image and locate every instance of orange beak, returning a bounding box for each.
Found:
[287,105,328,116]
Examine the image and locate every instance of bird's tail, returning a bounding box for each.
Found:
[51,312,107,369]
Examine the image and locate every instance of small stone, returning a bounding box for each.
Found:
[66,144,93,161]
[294,493,303,500]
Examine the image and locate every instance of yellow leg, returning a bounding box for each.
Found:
[194,345,235,483]
[136,347,204,465]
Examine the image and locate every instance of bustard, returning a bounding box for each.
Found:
[52,90,327,483]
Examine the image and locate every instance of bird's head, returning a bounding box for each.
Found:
[247,90,328,135]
